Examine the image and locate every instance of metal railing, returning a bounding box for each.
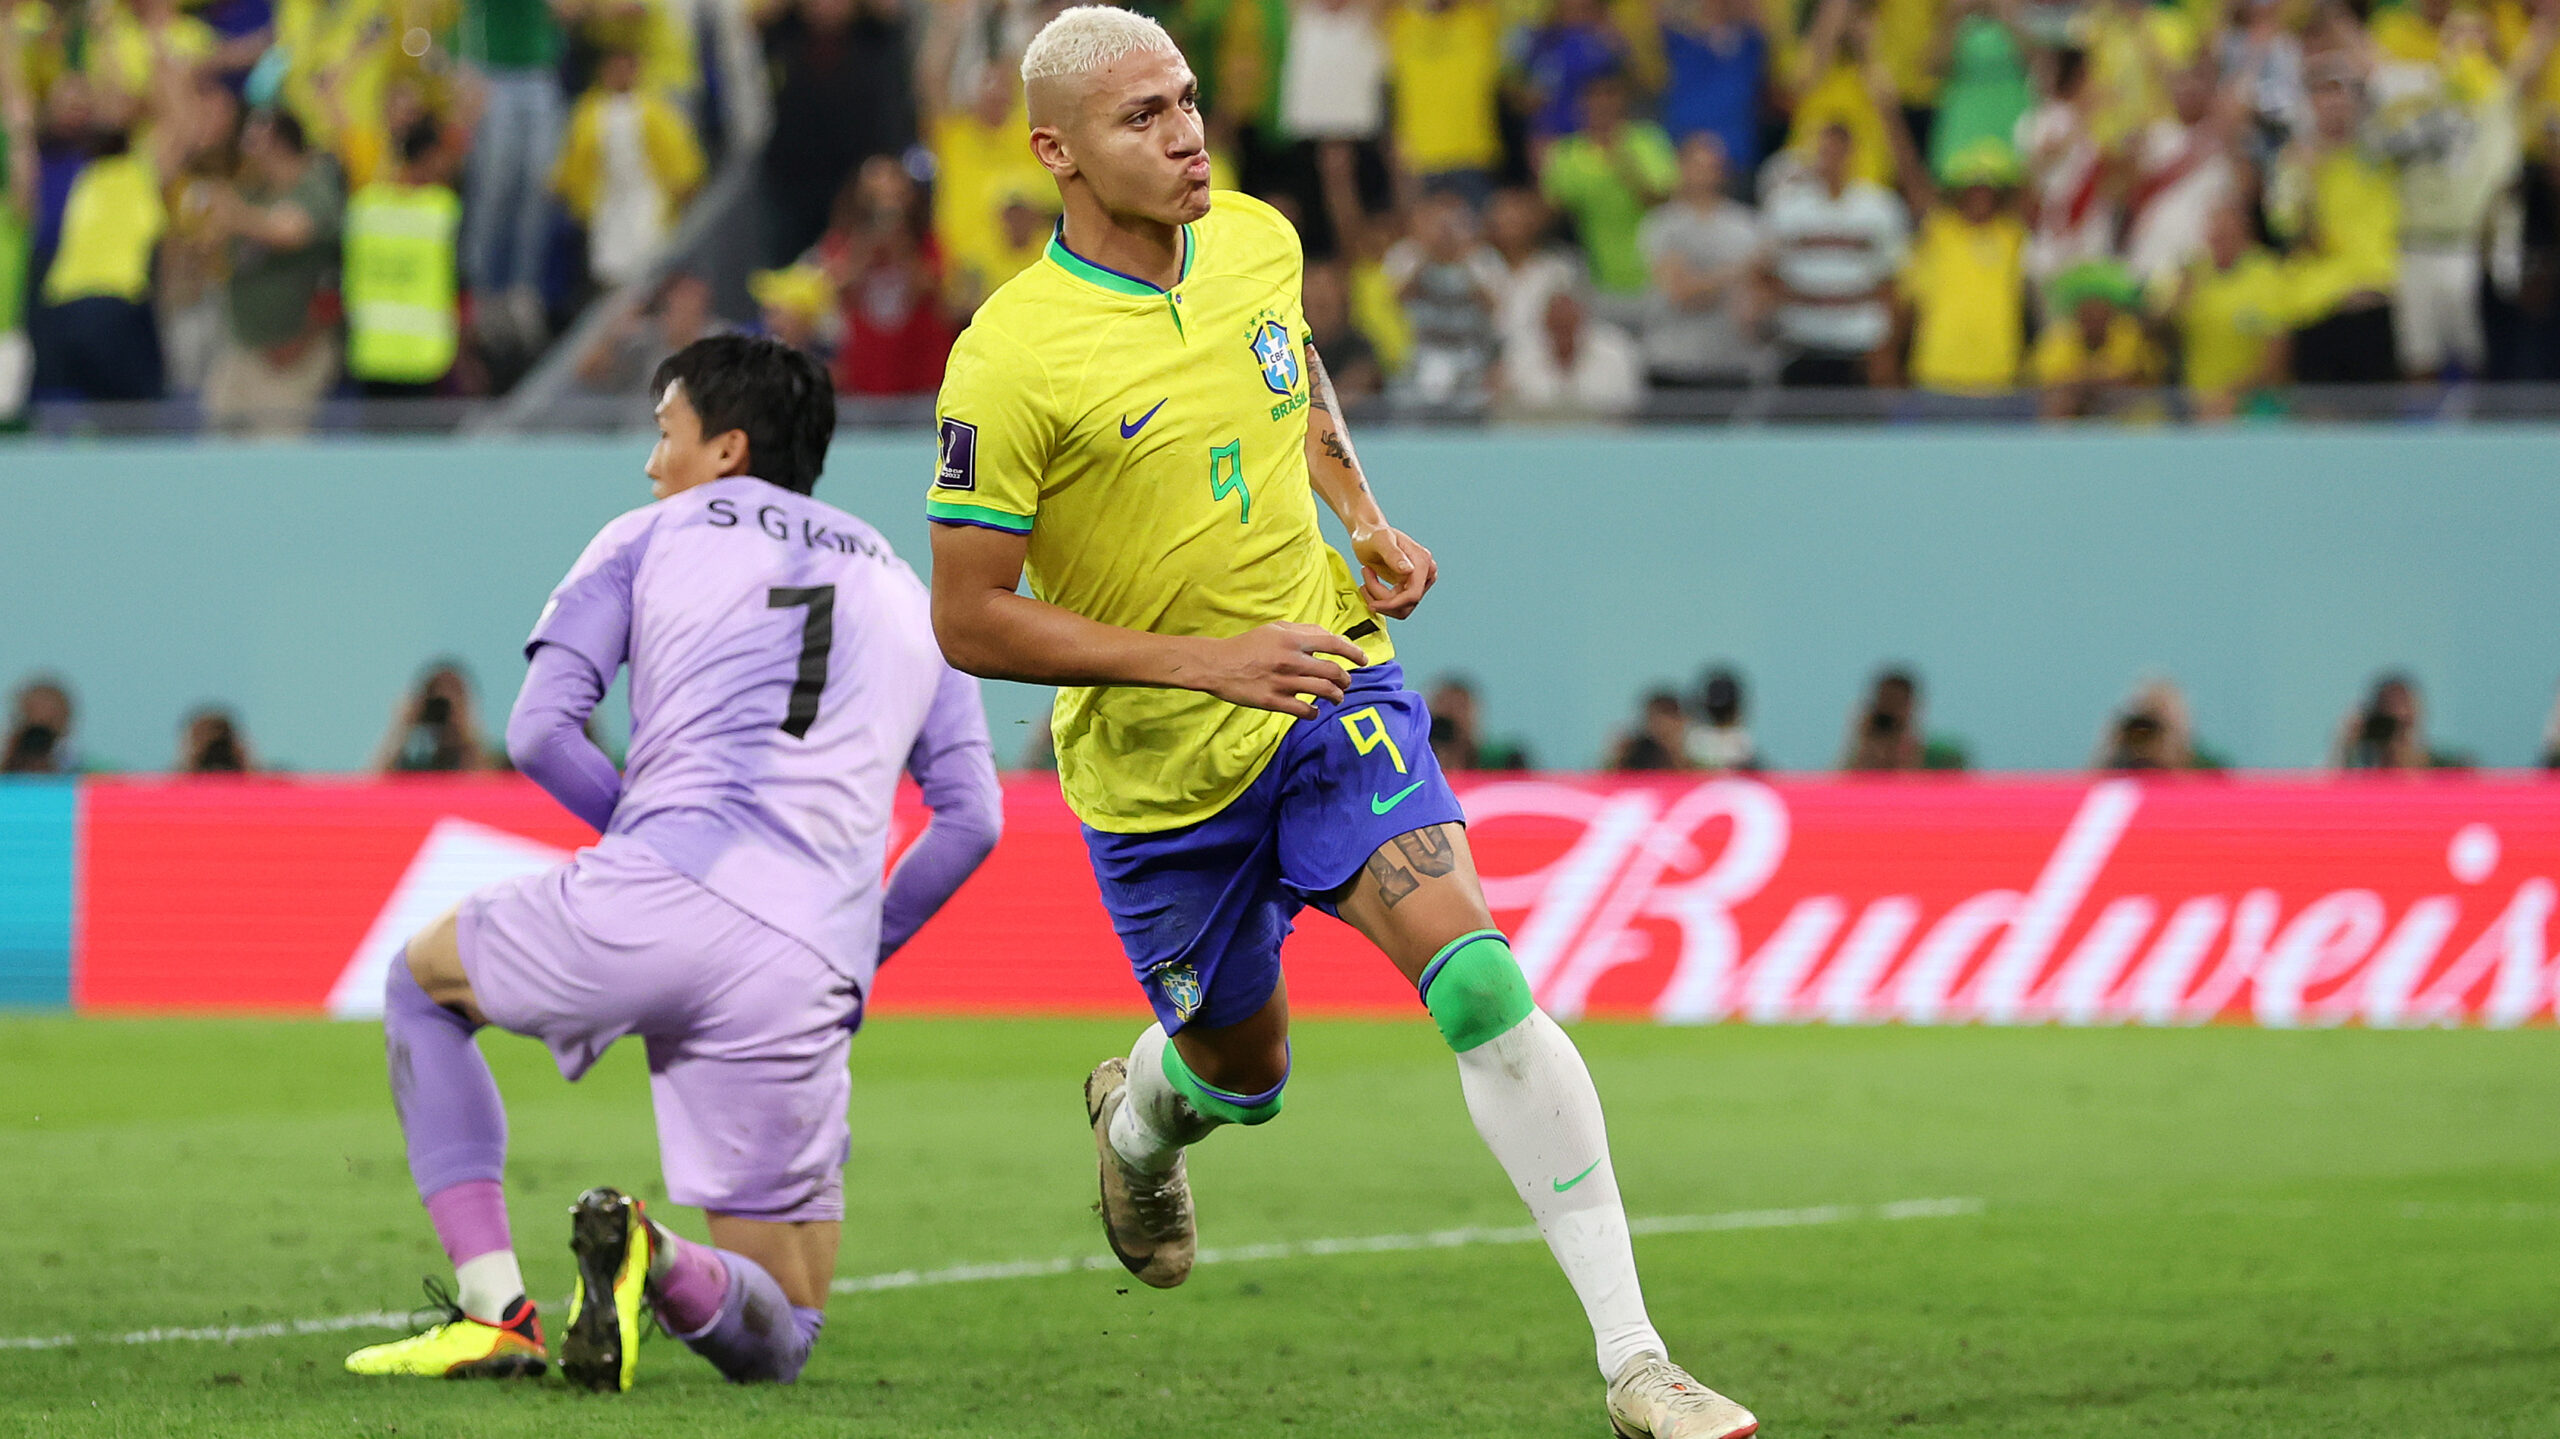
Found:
[18,381,2560,439]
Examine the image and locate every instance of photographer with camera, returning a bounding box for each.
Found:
[3,676,78,774]
[178,706,257,775]
[1427,675,1530,773]
[1841,666,1927,772]
[2331,672,2429,771]
[373,663,497,774]
[1685,665,1757,771]
[2094,677,2202,773]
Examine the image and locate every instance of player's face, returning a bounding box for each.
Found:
[1063,51,1212,227]
[645,381,746,500]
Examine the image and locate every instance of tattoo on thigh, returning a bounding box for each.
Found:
[1362,847,1420,908]
[1360,827,1457,909]
[1392,827,1456,878]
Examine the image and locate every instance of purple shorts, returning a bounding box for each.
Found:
[458,834,854,1222]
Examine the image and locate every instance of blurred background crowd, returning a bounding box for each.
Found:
[11,0,2560,431]
[10,661,2560,772]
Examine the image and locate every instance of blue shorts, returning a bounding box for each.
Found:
[1083,661,1467,1035]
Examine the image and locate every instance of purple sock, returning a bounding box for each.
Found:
[423,1179,511,1268]
[652,1231,731,1335]
[383,955,509,1203]
[677,1249,822,1384]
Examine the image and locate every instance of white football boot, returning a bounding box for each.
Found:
[1084,1057,1197,1288]
[1606,1352,1759,1439]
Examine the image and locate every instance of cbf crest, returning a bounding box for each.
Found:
[1156,964,1203,1021]
[1248,311,1300,396]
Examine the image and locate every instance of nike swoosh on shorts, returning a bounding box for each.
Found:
[1370,780,1427,815]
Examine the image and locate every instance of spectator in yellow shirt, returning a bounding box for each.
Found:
[1387,0,1504,201]
[2034,258,2160,417]
[2268,62,2401,381]
[31,42,196,401]
[2081,0,2203,146]
[1784,0,1895,187]
[2489,0,2560,143]
[2370,0,2452,64]
[551,48,706,288]
[750,263,835,357]
[31,0,220,115]
[328,74,475,192]
[1873,0,1943,125]
[559,0,699,103]
[948,185,1060,317]
[928,67,1052,312]
[2161,201,2291,418]
[1887,133,2028,400]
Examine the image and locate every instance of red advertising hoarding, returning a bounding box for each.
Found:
[73,774,2560,1027]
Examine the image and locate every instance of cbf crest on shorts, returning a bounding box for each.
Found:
[1248,313,1299,396]
[1156,964,1203,1021]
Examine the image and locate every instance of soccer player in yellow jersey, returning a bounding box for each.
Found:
[926,10,1756,1436]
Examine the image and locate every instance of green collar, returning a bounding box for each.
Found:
[1044,222,1196,296]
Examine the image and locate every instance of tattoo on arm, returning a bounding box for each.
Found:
[1306,342,1360,477]
[1358,826,1459,909]
[1305,341,1372,488]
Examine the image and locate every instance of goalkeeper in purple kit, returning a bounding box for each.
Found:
[345,335,1001,1391]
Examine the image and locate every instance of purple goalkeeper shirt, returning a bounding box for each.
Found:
[518,475,996,993]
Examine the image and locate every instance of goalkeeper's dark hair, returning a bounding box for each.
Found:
[652,333,837,496]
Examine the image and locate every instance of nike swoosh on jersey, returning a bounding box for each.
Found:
[1552,1159,1603,1193]
[1119,399,1169,438]
[1370,779,1427,815]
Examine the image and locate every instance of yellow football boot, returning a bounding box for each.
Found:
[560,1186,658,1393]
[344,1280,546,1379]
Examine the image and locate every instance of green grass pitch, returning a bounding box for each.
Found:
[3,1015,2557,1437]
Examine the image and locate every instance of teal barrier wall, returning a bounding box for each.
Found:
[2,428,2555,773]
[0,780,75,1005]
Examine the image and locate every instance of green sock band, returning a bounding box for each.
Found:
[1160,1042,1286,1126]
[1419,931,1537,1053]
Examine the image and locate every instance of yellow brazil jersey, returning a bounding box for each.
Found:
[928,191,1390,835]
[2176,249,2289,396]
[2031,311,2158,388]
[2493,0,2560,147]
[1901,210,2026,396]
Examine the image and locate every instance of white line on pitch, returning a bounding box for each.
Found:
[0,1311,413,1353]
[831,1197,1985,1294]
[0,1197,1984,1353]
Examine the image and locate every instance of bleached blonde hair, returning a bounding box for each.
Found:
[1020,5,1180,86]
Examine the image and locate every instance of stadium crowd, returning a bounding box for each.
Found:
[9,664,2560,772]
[10,0,2560,428]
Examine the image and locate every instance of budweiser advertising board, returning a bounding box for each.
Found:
[69,774,2560,1026]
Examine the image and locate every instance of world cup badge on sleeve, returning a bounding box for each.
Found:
[935,418,979,490]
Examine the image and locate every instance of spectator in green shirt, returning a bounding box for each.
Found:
[1537,71,1678,298]
[200,109,343,436]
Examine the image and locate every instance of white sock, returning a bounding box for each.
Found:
[1107,1023,1218,1174]
[454,1249,526,1323]
[1454,1008,1665,1379]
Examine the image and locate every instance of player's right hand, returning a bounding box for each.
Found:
[1197,623,1368,719]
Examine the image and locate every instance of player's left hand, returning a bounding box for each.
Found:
[1354,527,1436,620]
